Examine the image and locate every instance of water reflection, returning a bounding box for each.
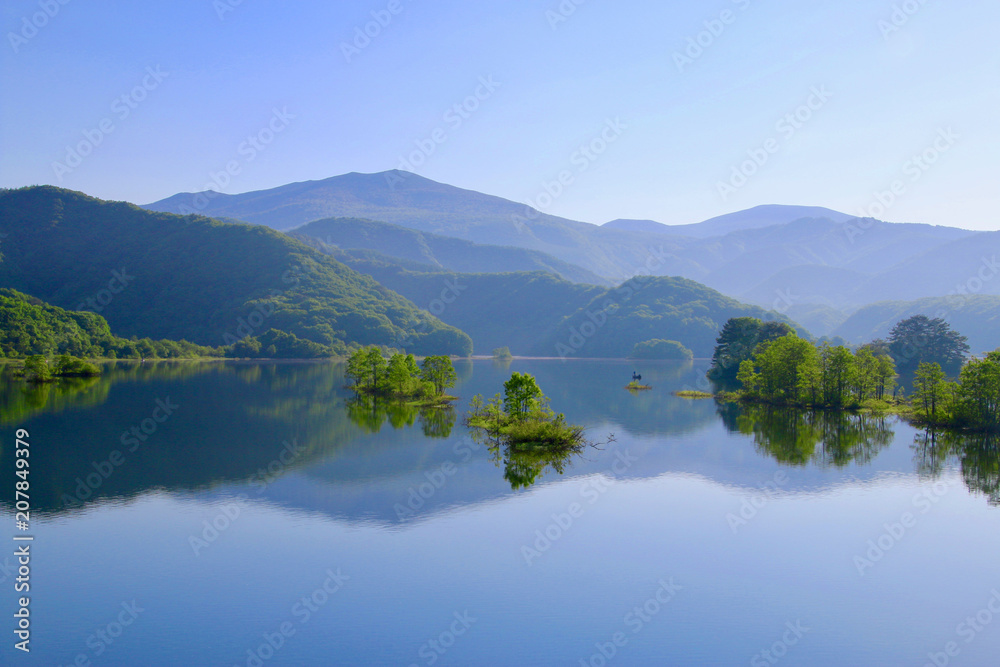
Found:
[470,429,586,490]
[1,359,998,518]
[914,430,1000,505]
[345,394,457,438]
[720,403,895,467]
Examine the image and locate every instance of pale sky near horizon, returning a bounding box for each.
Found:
[1,0,997,229]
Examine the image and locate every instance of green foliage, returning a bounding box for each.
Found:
[0,288,214,359]
[0,186,472,356]
[420,356,457,395]
[466,373,593,488]
[224,329,332,359]
[53,355,100,377]
[629,339,693,360]
[909,352,1000,430]
[731,404,894,468]
[732,333,898,409]
[888,315,970,374]
[912,362,955,423]
[491,346,513,360]
[22,355,51,382]
[345,346,454,400]
[503,372,543,421]
[708,317,796,385]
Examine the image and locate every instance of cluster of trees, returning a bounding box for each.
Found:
[224,329,333,359]
[20,354,101,382]
[735,335,897,408]
[911,353,1000,430]
[708,317,796,384]
[467,372,584,449]
[345,346,456,400]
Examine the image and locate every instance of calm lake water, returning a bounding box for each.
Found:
[1,359,999,666]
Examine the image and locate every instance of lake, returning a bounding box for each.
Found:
[2,359,999,666]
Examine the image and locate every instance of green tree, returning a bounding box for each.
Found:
[22,355,51,382]
[386,353,414,396]
[503,372,542,421]
[708,317,794,384]
[736,360,760,398]
[888,315,970,374]
[954,351,1000,429]
[822,345,855,406]
[742,334,819,404]
[346,346,388,393]
[913,362,953,422]
[420,356,456,395]
[873,353,897,401]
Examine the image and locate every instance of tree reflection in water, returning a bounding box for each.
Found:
[721,403,895,468]
[345,394,457,439]
[913,429,1000,506]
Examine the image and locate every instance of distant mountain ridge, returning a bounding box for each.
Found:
[144,171,994,314]
[603,204,855,237]
[288,216,610,285]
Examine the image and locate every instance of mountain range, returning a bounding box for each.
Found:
[1,170,996,360]
[146,171,996,319]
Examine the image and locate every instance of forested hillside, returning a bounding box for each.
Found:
[335,251,796,358]
[0,187,471,356]
[0,288,214,358]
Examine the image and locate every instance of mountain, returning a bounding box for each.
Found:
[601,218,676,234]
[834,295,1000,356]
[288,216,609,285]
[0,187,471,355]
[664,204,854,237]
[329,250,798,357]
[602,205,853,237]
[145,171,698,279]
[146,171,993,313]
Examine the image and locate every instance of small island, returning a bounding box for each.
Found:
[345,346,457,407]
[466,372,588,451]
[625,381,652,391]
[17,354,101,382]
[674,390,714,399]
[491,346,513,360]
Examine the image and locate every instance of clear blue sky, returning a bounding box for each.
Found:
[1,0,997,229]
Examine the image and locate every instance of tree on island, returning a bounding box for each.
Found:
[492,347,513,360]
[466,371,610,490]
[420,356,457,395]
[503,372,542,421]
[19,354,100,382]
[708,317,794,385]
[346,346,388,394]
[345,346,456,403]
[888,315,970,374]
[732,333,897,409]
